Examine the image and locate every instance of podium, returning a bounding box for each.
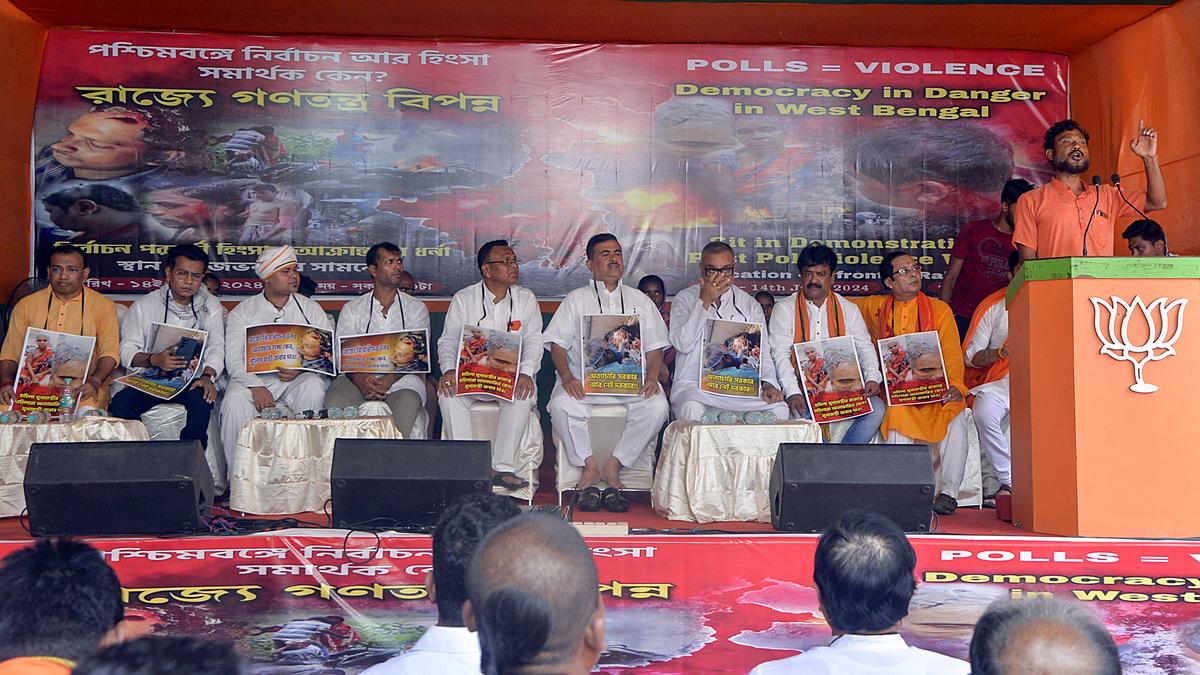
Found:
[1009,257,1200,537]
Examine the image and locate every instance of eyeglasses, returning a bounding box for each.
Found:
[704,266,736,277]
[483,257,521,267]
[171,269,205,281]
[891,263,923,277]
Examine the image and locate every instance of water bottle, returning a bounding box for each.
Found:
[701,410,720,425]
[745,410,764,425]
[24,411,50,424]
[0,410,20,424]
[761,411,778,424]
[341,405,359,419]
[58,378,78,422]
[718,411,738,425]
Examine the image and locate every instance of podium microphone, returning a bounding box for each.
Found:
[1111,173,1151,221]
[1081,175,1102,257]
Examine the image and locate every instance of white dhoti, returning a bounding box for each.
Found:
[670,386,790,422]
[971,390,1011,486]
[439,394,537,473]
[886,411,970,499]
[220,372,330,469]
[548,385,668,468]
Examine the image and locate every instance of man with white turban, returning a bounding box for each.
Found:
[218,246,334,473]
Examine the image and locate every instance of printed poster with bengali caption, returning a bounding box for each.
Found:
[115,323,208,400]
[700,318,762,398]
[879,330,949,406]
[245,323,336,376]
[12,328,95,415]
[338,330,431,375]
[581,314,643,396]
[455,326,520,401]
[793,335,873,423]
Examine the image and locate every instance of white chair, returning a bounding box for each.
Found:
[453,399,543,504]
[553,403,657,504]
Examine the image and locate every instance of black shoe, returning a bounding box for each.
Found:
[601,487,629,513]
[491,471,530,490]
[932,493,958,515]
[577,486,602,512]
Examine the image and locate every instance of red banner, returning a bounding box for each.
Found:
[32,31,1066,298]
[4,533,1199,672]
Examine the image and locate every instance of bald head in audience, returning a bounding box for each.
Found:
[969,596,1120,675]
[464,514,604,675]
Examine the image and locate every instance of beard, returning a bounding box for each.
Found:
[1051,155,1089,174]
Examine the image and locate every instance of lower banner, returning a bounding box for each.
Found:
[4,533,1200,673]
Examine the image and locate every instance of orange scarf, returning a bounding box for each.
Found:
[878,293,935,339]
[793,293,845,343]
[962,288,1009,390]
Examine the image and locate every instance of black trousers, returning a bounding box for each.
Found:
[109,385,213,448]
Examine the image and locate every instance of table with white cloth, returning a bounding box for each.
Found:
[0,417,150,517]
[230,416,402,515]
[652,420,822,523]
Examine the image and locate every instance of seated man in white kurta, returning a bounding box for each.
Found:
[545,234,669,511]
[668,240,787,421]
[326,242,429,437]
[437,239,543,490]
[219,246,334,468]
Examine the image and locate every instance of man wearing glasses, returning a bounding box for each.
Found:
[437,240,544,491]
[668,240,787,421]
[853,251,970,515]
[109,244,225,448]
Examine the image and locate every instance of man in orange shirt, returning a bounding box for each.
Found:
[0,539,131,673]
[853,251,970,515]
[1013,119,1167,260]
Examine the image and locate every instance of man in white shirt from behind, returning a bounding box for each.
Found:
[326,242,430,437]
[668,240,787,421]
[438,240,543,490]
[750,510,970,675]
[219,245,334,468]
[362,492,520,675]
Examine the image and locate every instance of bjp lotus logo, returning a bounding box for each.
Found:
[1090,295,1187,393]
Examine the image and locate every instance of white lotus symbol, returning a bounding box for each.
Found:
[1090,295,1187,393]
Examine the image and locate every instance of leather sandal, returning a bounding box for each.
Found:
[577,486,602,512]
[491,471,529,490]
[601,487,629,513]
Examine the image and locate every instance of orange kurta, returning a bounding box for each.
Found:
[962,287,1009,391]
[852,294,966,443]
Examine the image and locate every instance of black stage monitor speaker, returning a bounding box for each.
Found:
[24,440,214,536]
[331,439,490,529]
[770,443,934,533]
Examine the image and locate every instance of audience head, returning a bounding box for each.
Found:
[297,274,318,298]
[431,492,522,627]
[998,178,1037,228]
[1008,250,1022,278]
[813,510,916,634]
[637,275,666,311]
[754,290,775,323]
[797,244,839,304]
[202,272,221,296]
[465,514,604,675]
[969,596,1120,675]
[478,239,521,288]
[1122,219,1169,257]
[1042,119,1090,174]
[0,538,126,662]
[73,636,249,675]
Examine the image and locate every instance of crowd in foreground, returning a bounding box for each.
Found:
[0,497,1122,674]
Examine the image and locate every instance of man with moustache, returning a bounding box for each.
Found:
[220,246,334,470]
[1014,119,1167,260]
[438,240,543,490]
[668,241,787,421]
[854,251,970,515]
[327,242,430,438]
[545,234,669,511]
[770,244,884,443]
[109,245,225,448]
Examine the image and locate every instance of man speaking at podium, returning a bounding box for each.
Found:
[1013,118,1167,260]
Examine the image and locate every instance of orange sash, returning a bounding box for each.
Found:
[962,288,1009,390]
[878,292,935,339]
[793,293,845,344]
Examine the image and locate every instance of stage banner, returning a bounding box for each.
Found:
[338,330,432,375]
[245,323,336,375]
[12,328,95,415]
[115,322,208,400]
[793,335,873,423]
[455,326,520,401]
[31,30,1067,297]
[880,330,950,406]
[700,318,762,398]
[582,314,644,395]
[1,533,1198,673]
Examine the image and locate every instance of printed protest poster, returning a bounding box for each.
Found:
[792,335,873,423]
[700,318,762,398]
[879,331,949,406]
[581,314,643,396]
[115,323,209,400]
[245,324,336,376]
[454,326,521,401]
[12,328,96,415]
[338,330,431,375]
